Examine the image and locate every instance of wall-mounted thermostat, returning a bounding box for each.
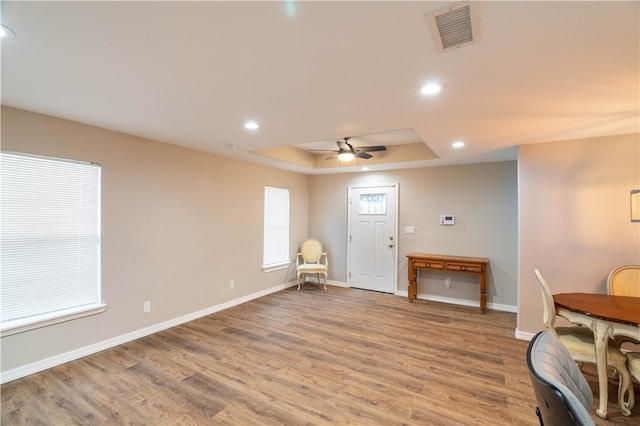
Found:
[440,215,455,225]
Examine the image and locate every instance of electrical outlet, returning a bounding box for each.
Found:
[229,280,234,289]
[143,301,151,313]
[445,278,451,289]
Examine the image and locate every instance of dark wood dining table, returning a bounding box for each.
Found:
[553,293,640,418]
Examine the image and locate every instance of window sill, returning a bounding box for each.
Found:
[262,261,291,273]
[1,303,107,337]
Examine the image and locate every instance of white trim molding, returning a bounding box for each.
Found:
[262,261,292,273]
[1,282,294,384]
[296,277,348,288]
[515,329,537,341]
[1,304,107,337]
[395,290,517,313]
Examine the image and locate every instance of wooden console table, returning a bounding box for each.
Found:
[407,253,490,312]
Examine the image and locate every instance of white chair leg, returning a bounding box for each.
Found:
[617,364,633,416]
[625,380,635,411]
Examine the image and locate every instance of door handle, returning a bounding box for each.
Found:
[389,244,394,248]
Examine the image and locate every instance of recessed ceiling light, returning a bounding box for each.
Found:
[452,141,465,149]
[0,24,16,39]
[420,82,442,95]
[244,121,259,130]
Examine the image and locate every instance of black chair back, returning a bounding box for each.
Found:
[526,331,595,426]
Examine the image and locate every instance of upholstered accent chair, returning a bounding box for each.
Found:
[527,330,595,426]
[296,238,328,290]
[534,269,633,415]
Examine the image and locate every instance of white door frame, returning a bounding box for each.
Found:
[347,183,399,293]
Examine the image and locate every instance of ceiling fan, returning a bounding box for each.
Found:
[323,137,387,161]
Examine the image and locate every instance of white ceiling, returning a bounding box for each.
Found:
[1,1,638,174]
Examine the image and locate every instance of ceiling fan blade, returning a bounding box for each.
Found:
[355,152,373,159]
[325,153,338,160]
[337,141,350,151]
[357,145,387,152]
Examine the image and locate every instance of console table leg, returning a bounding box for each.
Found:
[480,270,487,313]
[408,280,417,301]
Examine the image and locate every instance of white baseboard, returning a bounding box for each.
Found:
[1,281,520,384]
[298,277,348,288]
[395,290,517,313]
[515,328,536,341]
[327,279,348,288]
[1,281,294,384]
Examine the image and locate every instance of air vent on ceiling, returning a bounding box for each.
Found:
[426,2,479,53]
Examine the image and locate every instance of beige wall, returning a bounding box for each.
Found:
[517,133,640,336]
[2,105,638,376]
[309,162,519,309]
[0,106,309,372]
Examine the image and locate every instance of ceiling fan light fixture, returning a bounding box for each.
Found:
[338,152,355,162]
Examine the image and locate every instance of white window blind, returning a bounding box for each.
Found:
[263,186,289,269]
[1,151,103,334]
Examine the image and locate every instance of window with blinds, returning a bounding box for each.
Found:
[263,186,290,271]
[1,151,105,336]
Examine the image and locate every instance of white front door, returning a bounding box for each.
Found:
[348,184,398,293]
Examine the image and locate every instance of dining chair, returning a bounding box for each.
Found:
[607,265,640,297]
[526,330,595,426]
[607,264,640,396]
[534,269,633,414]
[627,352,640,383]
[624,350,640,417]
[296,238,328,290]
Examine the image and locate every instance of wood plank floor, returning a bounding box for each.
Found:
[2,286,639,425]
